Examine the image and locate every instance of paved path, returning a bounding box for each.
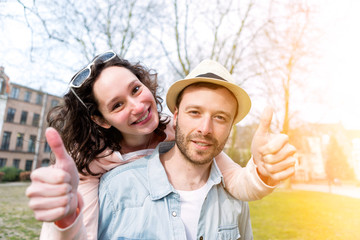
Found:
[0,182,29,187]
[290,183,360,199]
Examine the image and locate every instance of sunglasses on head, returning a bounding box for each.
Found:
[69,50,117,108]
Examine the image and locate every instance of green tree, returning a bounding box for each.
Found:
[325,135,355,184]
[0,166,22,182]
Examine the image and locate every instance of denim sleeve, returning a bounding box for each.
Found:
[98,181,114,239]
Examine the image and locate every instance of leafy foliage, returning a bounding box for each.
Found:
[0,167,22,182]
[325,136,355,181]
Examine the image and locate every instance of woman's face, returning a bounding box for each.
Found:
[92,66,159,139]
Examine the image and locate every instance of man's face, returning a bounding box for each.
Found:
[174,85,237,165]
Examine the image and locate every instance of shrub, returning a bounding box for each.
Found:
[0,172,4,182]
[0,166,22,182]
[19,171,31,181]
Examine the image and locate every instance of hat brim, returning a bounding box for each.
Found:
[166,77,251,124]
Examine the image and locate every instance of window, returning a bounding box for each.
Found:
[32,113,40,127]
[24,91,32,102]
[25,160,33,171]
[20,111,28,124]
[51,99,59,108]
[28,135,36,153]
[36,93,43,105]
[44,141,51,153]
[13,159,20,169]
[10,87,19,99]
[16,133,24,150]
[0,78,4,94]
[6,108,16,122]
[1,131,11,150]
[0,158,7,168]
[41,159,50,167]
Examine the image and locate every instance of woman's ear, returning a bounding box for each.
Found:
[91,115,111,129]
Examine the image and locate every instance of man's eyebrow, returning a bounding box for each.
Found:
[184,105,233,118]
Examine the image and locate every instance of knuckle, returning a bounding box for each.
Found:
[58,206,69,217]
[34,212,45,221]
[28,200,35,209]
[288,144,296,153]
[60,195,71,207]
[59,184,70,195]
[25,187,33,198]
[263,155,272,163]
[54,171,68,183]
[270,173,281,182]
[264,164,274,173]
[280,134,289,142]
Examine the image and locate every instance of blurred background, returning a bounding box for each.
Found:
[0,0,359,239]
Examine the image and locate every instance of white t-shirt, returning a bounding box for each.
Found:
[177,182,212,240]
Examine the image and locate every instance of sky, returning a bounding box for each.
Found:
[0,0,360,130]
[310,0,360,130]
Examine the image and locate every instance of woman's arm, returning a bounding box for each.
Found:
[216,107,296,201]
[215,152,274,201]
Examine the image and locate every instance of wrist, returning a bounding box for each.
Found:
[54,194,80,229]
[55,208,79,228]
[257,168,279,186]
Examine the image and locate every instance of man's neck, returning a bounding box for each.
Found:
[160,145,212,191]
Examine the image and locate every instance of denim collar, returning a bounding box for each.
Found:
[147,141,224,201]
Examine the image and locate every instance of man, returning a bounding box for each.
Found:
[98,59,258,239]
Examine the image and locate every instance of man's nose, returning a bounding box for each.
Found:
[196,116,213,136]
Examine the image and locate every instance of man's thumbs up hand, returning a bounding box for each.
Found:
[251,107,297,186]
[26,128,80,225]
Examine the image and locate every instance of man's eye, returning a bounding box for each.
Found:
[215,115,226,121]
[189,111,199,115]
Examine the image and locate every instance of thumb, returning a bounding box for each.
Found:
[255,106,273,136]
[45,127,70,169]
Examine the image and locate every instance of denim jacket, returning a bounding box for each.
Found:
[98,142,253,240]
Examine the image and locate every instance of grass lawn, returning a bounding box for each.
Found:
[249,189,360,240]
[0,183,41,240]
[0,183,359,239]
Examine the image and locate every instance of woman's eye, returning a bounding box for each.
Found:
[112,102,123,110]
[132,86,141,95]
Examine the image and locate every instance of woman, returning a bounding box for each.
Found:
[27,51,276,239]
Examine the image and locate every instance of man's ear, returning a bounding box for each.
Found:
[172,107,179,129]
[91,115,111,129]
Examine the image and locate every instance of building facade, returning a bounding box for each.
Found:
[0,67,62,171]
[292,124,360,182]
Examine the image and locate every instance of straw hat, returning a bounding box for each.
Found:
[166,59,251,124]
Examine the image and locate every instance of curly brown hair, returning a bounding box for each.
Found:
[47,55,169,176]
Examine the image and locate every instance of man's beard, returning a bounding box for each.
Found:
[175,122,227,166]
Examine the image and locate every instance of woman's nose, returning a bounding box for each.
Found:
[129,97,144,115]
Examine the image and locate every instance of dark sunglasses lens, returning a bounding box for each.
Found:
[97,52,116,62]
[73,68,90,87]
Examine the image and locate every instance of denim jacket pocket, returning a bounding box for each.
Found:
[217,224,240,240]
